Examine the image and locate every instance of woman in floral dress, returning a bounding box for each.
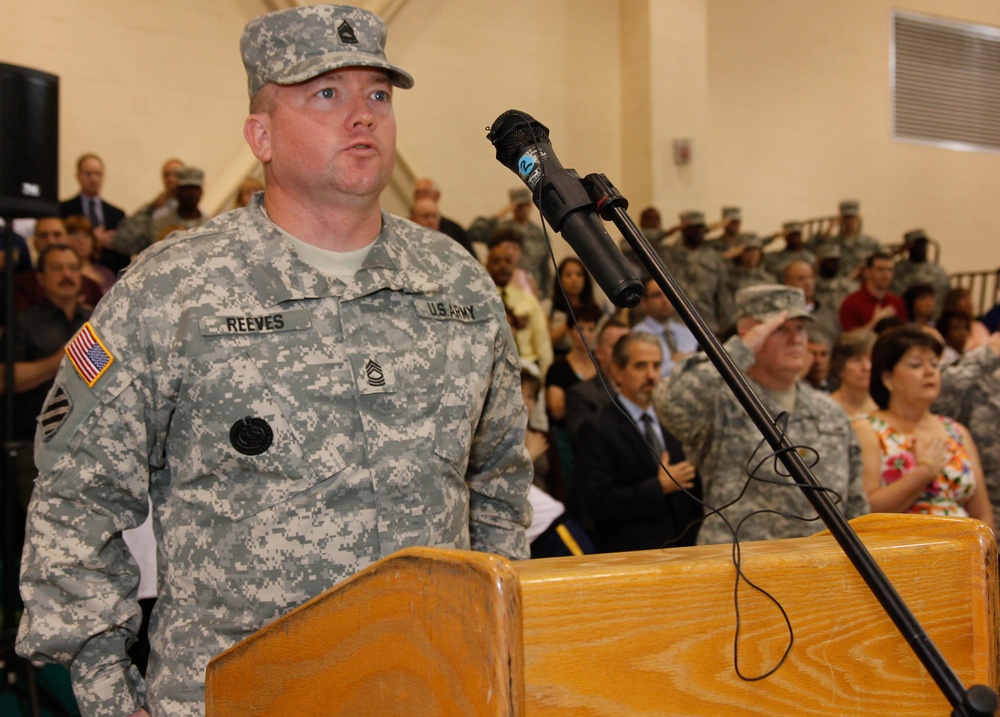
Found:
[852,326,994,529]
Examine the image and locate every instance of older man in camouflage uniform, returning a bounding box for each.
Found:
[656,285,868,545]
[17,6,532,717]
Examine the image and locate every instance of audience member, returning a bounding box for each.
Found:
[663,210,733,336]
[782,259,841,341]
[631,275,698,378]
[13,218,103,312]
[410,196,442,232]
[839,252,908,332]
[564,319,630,439]
[941,287,989,351]
[112,167,208,256]
[619,206,679,274]
[936,310,971,364]
[726,235,775,295]
[520,368,594,558]
[59,152,129,273]
[813,244,856,314]
[828,329,878,421]
[486,228,553,376]
[469,187,550,298]
[811,199,883,279]
[546,305,601,423]
[576,332,702,551]
[706,206,743,256]
[657,284,869,545]
[3,244,90,509]
[932,334,1000,529]
[546,256,606,356]
[853,327,993,529]
[764,221,816,279]
[804,328,833,391]
[412,178,473,255]
[233,175,264,209]
[64,215,116,295]
[902,283,942,337]
[891,229,950,310]
[148,158,185,218]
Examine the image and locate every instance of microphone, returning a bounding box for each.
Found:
[486,110,642,308]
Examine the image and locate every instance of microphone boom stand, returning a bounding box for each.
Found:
[582,173,997,717]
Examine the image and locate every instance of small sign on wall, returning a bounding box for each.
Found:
[673,138,692,165]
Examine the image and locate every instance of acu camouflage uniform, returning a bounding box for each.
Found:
[661,243,734,336]
[933,345,1000,528]
[810,233,883,278]
[891,258,952,310]
[17,198,532,717]
[656,336,869,545]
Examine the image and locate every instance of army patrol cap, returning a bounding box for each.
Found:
[783,221,803,235]
[722,206,741,221]
[680,210,706,227]
[904,228,929,246]
[740,233,763,250]
[816,243,841,260]
[839,200,860,216]
[734,284,813,323]
[240,4,415,99]
[175,167,204,188]
[509,188,532,206]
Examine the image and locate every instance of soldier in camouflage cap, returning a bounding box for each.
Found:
[891,228,950,312]
[17,5,531,717]
[656,283,868,545]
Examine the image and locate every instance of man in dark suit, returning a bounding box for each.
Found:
[564,319,629,439]
[575,331,702,552]
[59,153,128,273]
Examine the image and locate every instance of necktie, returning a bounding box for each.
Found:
[640,413,664,457]
[662,325,678,356]
[87,197,101,228]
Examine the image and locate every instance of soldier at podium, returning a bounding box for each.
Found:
[16,6,532,717]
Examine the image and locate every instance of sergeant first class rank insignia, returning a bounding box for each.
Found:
[66,322,114,387]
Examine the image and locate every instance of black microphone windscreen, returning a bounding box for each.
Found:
[487,110,550,170]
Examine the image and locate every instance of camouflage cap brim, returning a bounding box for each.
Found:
[271,51,414,90]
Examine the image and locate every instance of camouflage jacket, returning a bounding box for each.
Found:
[656,336,869,545]
[17,199,532,717]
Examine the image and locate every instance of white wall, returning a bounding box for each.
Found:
[702,0,1000,272]
[1,0,997,275]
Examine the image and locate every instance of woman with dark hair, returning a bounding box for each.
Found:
[935,310,972,364]
[942,286,989,351]
[828,329,877,420]
[546,257,605,355]
[852,327,993,527]
[902,283,938,330]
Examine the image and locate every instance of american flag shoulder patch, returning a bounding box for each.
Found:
[39,385,72,440]
[66,322,115,387]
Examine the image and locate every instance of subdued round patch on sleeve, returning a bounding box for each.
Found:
[39,385,72,441]
[229,416,274,456]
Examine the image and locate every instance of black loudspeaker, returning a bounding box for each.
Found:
[0,62,59,217]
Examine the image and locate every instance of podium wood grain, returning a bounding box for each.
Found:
[206,514,997,716]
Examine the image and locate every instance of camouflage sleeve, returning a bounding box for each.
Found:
[657,335,754,466]
[934,345,1000,420]
[842,420,870,519]
[110,208,154,257]
[17,280,158,717]
[466,216,499,246]
[716,264,735,333]
[465,320,533,560]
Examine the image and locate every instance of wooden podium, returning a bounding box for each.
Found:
[205,514,998,716]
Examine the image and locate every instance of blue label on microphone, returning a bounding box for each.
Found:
[518,154,536,177]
